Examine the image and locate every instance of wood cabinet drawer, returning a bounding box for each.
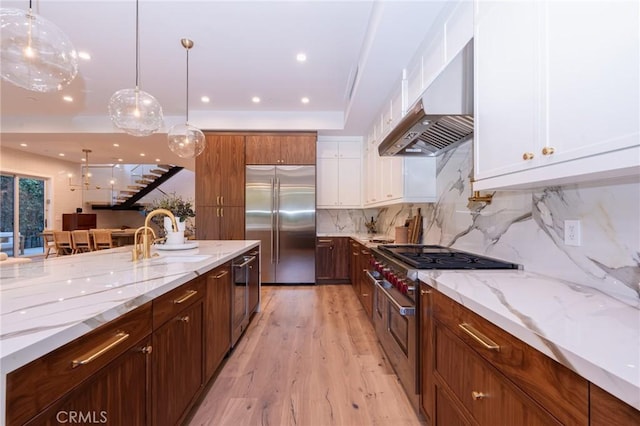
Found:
[590,383,640,425]
[432,291,588,425]
[434,322,560,425]
[7,303,152,426]
[153,277,205,329]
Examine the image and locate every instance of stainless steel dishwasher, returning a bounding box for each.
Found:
[231,253,256,347]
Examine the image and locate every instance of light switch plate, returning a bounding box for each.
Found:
[564,220,581,246]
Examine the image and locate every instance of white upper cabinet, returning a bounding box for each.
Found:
[474,0,640,190]
[317,138,362,208]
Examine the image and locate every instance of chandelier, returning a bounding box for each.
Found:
[107,0,163,136]
[167,38,205,158]
[0,2,78,92]
[68,149,116,192]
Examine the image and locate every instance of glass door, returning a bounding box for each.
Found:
[1,174,46,257]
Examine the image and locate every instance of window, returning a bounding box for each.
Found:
[1,174,46,257]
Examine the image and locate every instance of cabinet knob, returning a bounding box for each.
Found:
[420,289,431,295]
[471,391,487,400]
[522,152,535,160]
[179,315,190,323]
[542,147,555,156]
[141,345,153,354]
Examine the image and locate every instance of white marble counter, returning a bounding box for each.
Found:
[419,269,640,410]
[0,240,259,420]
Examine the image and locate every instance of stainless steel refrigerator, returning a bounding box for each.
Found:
[245,165,316,284]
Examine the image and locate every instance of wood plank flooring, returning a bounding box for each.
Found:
[187,285,424,426]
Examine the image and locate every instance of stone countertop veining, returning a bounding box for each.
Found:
[0,240,259,377]
[419,269,640,411]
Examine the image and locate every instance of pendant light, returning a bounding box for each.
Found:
[167,38,205,159]
[0,3,78,92]
[107,0,163,137]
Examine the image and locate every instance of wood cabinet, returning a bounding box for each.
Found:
[349,239,361,295]
[62,213,96,231]
[6,304,153,426]
[152,278,205,426]
[196,133,245,240]
[426,288,589,426]
[317,137,361,208]
[245,133,316,165]
[590,383,640,426]
[315,237,350,283]
[204,263,232,381]
[473,0,640,190]
[348,240,372,317]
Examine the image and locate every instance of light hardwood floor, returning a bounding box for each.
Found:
[187,285,424,426]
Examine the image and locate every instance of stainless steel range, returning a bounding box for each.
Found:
[367,244,519,411]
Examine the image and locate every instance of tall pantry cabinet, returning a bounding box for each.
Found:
[195,133,246,240]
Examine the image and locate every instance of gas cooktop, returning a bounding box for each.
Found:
[377,244,519,270]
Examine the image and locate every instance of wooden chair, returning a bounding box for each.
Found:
[71,230,92,253]
[53,231,74,255]
[92,229,113,251]
[42,231,56,259]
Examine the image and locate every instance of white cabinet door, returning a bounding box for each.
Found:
[338,158,362,207]
[317,140,339,158]
[338,140,361,159]
[317,158,339,207]
[545,1,639,162]
[474,0,640,190]
[474,0,541,180]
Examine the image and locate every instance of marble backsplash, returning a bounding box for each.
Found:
[317,141,640,306]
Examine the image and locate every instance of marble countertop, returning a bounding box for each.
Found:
[419,269,640,410]
[0,240,259,376]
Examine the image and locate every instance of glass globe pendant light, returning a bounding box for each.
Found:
[167,38,205,159]
[107,0,162,137]
[0,3,78,92]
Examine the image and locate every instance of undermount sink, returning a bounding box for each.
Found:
[151,255,212,263]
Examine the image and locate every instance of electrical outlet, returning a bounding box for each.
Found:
[564,220,581,246]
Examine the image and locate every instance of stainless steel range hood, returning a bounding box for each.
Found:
[379,42,474,157]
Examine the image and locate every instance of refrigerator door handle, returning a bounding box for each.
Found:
[275,177,281,264]
[270,177,275,265]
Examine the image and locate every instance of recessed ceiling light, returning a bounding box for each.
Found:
[118,158,123,162]
[301,97,310,104]
[140,153,145,157]
[58,153,65,157]
[155,158,161,162]
[201,96,210,103]
[63,95,73,102]
[78,51,91,60]
[81,158,86,162]
[113,143,119,147]
[252,96,261,103]
[296,53,307,62]
[20,143,27,147]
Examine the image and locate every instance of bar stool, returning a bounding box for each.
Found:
[53,231,73,255]
[92,229,113,251]
[71,230,92,253]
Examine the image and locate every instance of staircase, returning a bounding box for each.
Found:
[92,164,184,210]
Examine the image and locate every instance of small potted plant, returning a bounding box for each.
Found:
[144,193,195,238]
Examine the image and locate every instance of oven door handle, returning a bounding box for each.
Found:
[366,271,415,316]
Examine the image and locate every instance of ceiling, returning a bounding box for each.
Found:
[1,0,449,168]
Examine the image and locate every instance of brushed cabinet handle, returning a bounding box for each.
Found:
[318,239,333,243]
[420,289,431,295]
[542,147,555,156]
[179,315,190,323]
[220,208,224,217]
[459,323,500,351]
[216,195,220,205]
[72,332,130,368]
[214,270,229,279]
[522,152,535,160]
[141,345,153,355]
[221,196,224,205]
[174,289,198,304]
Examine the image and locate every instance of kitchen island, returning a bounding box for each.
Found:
[0,240,259,424]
